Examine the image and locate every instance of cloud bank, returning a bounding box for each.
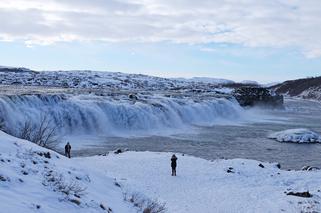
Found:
[1,0,321,57]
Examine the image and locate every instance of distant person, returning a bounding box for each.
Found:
[65,142,71,158]
[171,154,178,176]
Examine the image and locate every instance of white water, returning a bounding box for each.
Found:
[0,94,246,137]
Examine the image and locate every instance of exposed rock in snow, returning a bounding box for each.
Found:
[298,87,321,101]
[269,128,321,143]
[286,191,312,198]
[301,166,320,171]
[233,87,284,107]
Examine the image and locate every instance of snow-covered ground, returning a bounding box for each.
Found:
[0,67,235,91]
[2,131,321,212]
[298,87,321,102]
[0,131,135,213]
[269,129,321,143]
[172,77,234,85]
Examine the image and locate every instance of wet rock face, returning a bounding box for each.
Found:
[233,87,284,108]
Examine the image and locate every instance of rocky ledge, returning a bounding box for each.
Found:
[233,86,284,108]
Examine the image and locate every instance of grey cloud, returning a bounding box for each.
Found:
[0,0,321,57]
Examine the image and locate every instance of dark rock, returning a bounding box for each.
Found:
[233,86,284,108]
[128,93,138,100]
[0,175,7,181]
[287,191,312,198]
[69,199,81,205]
[114,149,122,154]
[100,204,106,210]
[276,163,281,169]
[301,166,320,171]
[258,163,264,168]
[37,152,51,158]
[114,182,121,187]
[44,152,51,159]
[22,171,28,175]
[227,168,234,173]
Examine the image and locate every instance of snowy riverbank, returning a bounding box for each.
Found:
[1,131,321,212]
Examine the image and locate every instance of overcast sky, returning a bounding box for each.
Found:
[1,0,321,82]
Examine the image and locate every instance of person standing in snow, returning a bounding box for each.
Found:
[65,142,71,158]
[171,154,178,176]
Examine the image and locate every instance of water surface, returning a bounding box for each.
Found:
[72,98,321,170]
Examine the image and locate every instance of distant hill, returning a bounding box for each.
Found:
[271,76,321,101]
[0,66,35,73]
[172,77,234,85]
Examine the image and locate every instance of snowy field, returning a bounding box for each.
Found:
[1,131,321,213]
[0,67,235,91]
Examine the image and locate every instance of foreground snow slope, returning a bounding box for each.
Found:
[0,131,134,213]
[80,153,321,213]
[2,131,321,212]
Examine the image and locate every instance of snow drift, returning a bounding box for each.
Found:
[269,128,321,143]
[0,94,244,137]
[0,131,134,212]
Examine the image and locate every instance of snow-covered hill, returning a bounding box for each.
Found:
[0,131,135,212]
[2,131,321,212]
[272,76,321,101]
[0,67,235,91]
[173,77,234,85]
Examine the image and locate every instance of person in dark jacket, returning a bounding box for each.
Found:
[171,154,178,176]
[65,142,71,158]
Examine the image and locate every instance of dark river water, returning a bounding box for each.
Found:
[70,98,321,170]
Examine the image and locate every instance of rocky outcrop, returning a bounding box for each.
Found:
[233,87,284,107]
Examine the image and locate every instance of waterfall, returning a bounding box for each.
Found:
[0,94,244,137]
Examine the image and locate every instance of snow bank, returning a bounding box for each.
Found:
[2,131,321,212]
[80,152,321,213]
[269,128,321,143]
[0,131,134,213]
